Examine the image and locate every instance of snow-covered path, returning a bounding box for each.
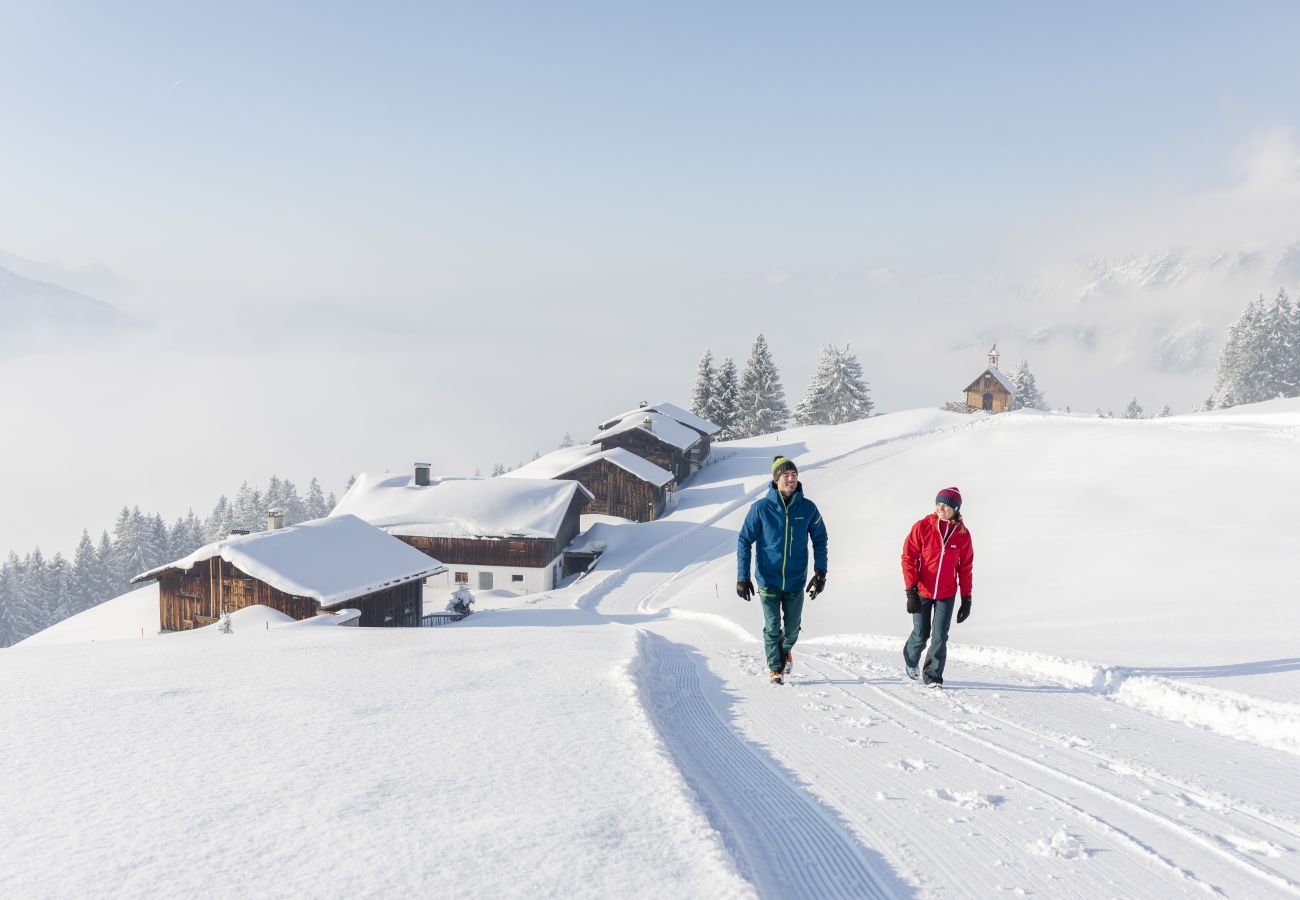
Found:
[565,409,1300,897]
[614,606,1300,898]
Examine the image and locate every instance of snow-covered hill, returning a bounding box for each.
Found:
[3,403,1298,897]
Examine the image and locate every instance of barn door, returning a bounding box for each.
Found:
[982,392,993,411]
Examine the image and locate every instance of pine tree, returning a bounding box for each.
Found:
[306,479,331,520]
[711,357,741,440]
[68,530,97,614]
[690,349,717,423]
[94,531,119,602]
[794,344,874,426]
[232,482,261,532]
[558,432,575,449]
[1158,405,1173,417]
[1008,360,1049,411]
[1123,397,1144,419]
[737,334,789,438]
[1209,292,1300,408]
[205,495,234,541]
[490,463,508,477]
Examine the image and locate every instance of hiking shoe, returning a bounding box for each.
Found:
[769,670,784,685]
[905,664,919,680]
[924,678,943,689]
[784,652,794,676]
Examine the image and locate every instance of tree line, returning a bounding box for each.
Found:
[690,336,874,439]
[0,476,339,648]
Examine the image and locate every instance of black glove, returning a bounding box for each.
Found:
[736,579,754,602]
[905,586,921,614]
[806,570,826,600]
[957,596,972,623]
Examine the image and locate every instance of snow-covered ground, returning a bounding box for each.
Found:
[4,402,1299,898]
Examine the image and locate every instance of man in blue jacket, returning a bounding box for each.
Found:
[737,455,829,684]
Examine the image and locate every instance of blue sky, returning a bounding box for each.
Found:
[4,2,1298,291]
[3,2,1300,555]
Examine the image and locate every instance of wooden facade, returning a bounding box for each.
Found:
[156,557,426,632]
[557,457,668,522]
[595,428,695,485]
[964,370,1013,413]
[157,558,320,632]
[395,490,588,568]
[328,581,423,628]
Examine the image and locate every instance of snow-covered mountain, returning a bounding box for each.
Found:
[0,247,134,303]
[6,402,1298,897]
[0,264,134,351]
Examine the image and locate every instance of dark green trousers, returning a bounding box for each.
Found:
[759,588,804,672]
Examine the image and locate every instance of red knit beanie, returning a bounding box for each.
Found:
[935,486,962,510]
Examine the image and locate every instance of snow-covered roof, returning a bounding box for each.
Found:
[130,515,445,606]
[964,366,1016,395]
[591,410,701,451]
[598,402,720,437]
[330,473,594,540]
[505,445,675,487]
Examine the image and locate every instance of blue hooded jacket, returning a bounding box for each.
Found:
[737,482,829,592]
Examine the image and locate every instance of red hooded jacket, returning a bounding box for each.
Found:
[901,514,973,600]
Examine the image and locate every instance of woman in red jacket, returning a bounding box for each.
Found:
[900,486,974,687]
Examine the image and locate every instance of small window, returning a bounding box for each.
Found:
[454,572,469,584]
[478,572,494,590]
[511,574,524,583]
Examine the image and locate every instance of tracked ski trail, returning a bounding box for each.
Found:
[633,630,902,898]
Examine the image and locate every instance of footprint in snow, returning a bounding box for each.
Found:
[1222,834,1287,857]
[891,758,933,773]
[927,788,1004,810]
[1028,828,1091,860]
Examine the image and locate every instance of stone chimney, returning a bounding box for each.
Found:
[266,508,285,531]
[414,462,431,487]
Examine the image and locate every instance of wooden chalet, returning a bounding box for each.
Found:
[131,514,446,631]
[591,410,701,485]
[596,402,720,475]
[507,445,675,522]
[963,345,1016,413]
[330,469,594,594]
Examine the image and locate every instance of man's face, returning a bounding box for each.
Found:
[935,502,957,521]
[777,468,799,495]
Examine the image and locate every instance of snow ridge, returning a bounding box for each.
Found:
[812,635,1300,757]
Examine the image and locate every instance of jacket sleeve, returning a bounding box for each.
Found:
[901,520,922,588]
[809,504,828,572]
[737,505,759,581]
[958,531,974,597]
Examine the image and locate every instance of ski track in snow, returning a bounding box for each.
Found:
[634,631,902,898]
[582,417,1300,897]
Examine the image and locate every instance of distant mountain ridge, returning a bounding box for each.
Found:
[0,264,134,350]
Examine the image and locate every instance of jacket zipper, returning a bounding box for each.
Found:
[932,518,954,599]
[781,501,790,591]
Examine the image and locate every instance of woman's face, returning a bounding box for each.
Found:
[935,502,957,521]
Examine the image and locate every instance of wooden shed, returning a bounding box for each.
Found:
[591,410,701,485]
[507,445,675,522]
[963,345,1016,413]
[131,515,446,631]
[330,470,593,595]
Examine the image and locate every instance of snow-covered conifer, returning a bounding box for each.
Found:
[690,349,716,423]
[795,344,873,426]
[711,357,741,440]
[1123,398,1144,419]
[737,334,789,438]
[1008,360,1048,411]
[447,582,475,617]
[306,479,331,520]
